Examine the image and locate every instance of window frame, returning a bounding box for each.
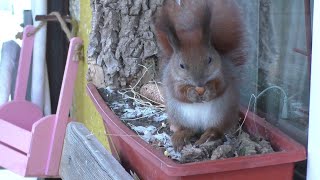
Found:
[307,0,320,179]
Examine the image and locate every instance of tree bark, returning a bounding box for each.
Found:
[87,0,164,89]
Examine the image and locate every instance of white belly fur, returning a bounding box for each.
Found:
[175,85,235,131]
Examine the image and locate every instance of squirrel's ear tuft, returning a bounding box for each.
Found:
[166,24,180,52]
[201,4,212,46]
[209,0,246,66]
[153,0,180,57]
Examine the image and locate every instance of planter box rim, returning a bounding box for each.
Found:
[86,82,306,176]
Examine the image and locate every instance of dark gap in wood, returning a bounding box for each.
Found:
[46,0,70,114]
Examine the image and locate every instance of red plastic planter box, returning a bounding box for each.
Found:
[87,83,306,180]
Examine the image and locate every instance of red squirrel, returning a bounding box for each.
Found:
[153,0,245,151]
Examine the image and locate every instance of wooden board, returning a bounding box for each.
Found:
[59,122,133,180]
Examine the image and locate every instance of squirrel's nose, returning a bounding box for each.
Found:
[195,87,205,95]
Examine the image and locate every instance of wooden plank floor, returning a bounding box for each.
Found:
[59,122,133,180]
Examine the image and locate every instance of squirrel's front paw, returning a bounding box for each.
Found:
[202,87,217,101]
[171,129,195,151]
[186,87,201,103]
[195,127,223,145]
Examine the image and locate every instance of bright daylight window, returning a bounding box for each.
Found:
[0,0,31,50]
[238,1,313,179]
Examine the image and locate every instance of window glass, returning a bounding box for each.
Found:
[237,1,312,179]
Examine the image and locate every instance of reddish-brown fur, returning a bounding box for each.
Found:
[153,0,244,151]
[154,0,245,65]
[172,78,225,103]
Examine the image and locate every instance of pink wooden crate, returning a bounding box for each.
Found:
[0,25,82,177]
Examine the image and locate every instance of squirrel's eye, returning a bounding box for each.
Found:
[208,57,213,64]
[180,64,185,69]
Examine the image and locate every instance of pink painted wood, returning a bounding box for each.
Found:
[45,37,82,175]
[0,101,43,131]
[0,142,28,175]
[27,115,56,177]
[0,25,82,178]
[0,118,31,153]
[14,26,36,101]
[0,26,43,131]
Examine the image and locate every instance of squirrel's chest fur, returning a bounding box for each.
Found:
[168,84,237,132]
[178,101,218,131]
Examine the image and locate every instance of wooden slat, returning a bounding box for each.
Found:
[0,119,31,153]
[45,38,82,175]
[0,143,28,176]
[59,122,133,180]
[14,26,35,101]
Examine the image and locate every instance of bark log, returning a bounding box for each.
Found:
[88,0,164,89]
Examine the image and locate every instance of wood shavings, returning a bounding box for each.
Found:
[237,132,259,156]
[98,88,275,164]
[180,140,223,163]
[211,145,233,160]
